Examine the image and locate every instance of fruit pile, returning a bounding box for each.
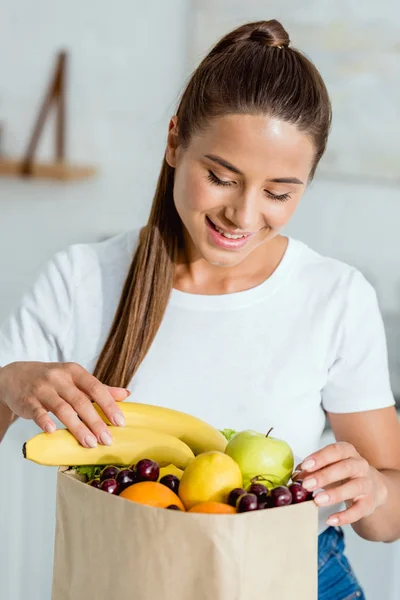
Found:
[23,402,315,515]
[83,454,313,514]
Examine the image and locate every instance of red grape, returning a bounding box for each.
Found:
[159,475,180,494]
[88,478,102,489]
[269,486,292,507]
[227,488,247,507]
[134,459,160,482]
[116,469,137,491]
[100,466,120,482]
[247,483,268,504]
[237,493,258,513]
[101,478,119,494]
[289,482,309,504]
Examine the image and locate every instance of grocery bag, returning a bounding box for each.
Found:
[51,468,318,600]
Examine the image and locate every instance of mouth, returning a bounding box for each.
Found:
[206,217,255,250]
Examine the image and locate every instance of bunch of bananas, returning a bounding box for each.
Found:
[23,402,227,469]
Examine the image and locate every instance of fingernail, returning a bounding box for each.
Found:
[327,517,339,526]
[45,422,56,433]
[302,459,316,471]
[113,412,125,427]
[84,435,98,448]
[303,478,317,491]
[100,431,112,446]
[315,493,329,505]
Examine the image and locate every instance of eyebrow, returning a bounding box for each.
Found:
[204,154,304,185]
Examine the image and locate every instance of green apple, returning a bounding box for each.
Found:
[225,429,294,489]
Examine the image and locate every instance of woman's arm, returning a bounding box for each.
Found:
[329,407,400,542]
[297,406,400,543]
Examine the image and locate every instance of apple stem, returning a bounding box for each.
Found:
[266,427,274,438]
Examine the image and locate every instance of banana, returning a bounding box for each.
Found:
[94,402,227,455]
[23,426,195,468]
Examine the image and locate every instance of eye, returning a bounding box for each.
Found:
[265,191,291,202]
[207,170,233,187]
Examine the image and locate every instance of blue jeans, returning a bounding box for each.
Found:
[318,527,365,599]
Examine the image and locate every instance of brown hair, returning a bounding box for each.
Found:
[94,19,332,387]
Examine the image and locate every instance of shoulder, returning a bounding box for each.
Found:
[62,229,141,284]
[289,237,376,303]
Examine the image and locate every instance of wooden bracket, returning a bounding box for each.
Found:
[0,51,96,181]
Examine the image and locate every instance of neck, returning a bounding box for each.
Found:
[174,234,288,295]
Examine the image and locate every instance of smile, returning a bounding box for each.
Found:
[206,217,255,250]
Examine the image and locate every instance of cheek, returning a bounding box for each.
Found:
[264,197,301,230]
[175,167,217,215]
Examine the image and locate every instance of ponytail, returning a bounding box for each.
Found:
[93,159,182,387]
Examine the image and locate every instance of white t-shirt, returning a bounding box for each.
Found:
[0,230,395,532]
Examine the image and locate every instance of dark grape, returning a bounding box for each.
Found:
[227,487,247,508]
[134,459,160,482]
[269,486,292,507]
[289,482,309,504]
[257,501,268,510]
[247,483,269,504]
[100,466,120,482]
[101,478,119,494]
[159,474,180,494]
[166,504,181,510]
[116,469,137,491]
[88,478,102,489]
[237,493,258,513]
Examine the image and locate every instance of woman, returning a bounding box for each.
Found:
[0,19,399,599]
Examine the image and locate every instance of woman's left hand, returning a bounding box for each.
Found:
[294,441,388,526]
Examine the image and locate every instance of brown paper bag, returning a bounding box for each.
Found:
[52,469,318,600]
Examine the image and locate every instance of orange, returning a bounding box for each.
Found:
[119,481,185,511]
[188,502,236,514]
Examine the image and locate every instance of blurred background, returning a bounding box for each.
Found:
[0,1,399,598]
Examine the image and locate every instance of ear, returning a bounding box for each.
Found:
[165,116,180,168]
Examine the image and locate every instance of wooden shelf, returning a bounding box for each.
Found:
[0,158,97,181]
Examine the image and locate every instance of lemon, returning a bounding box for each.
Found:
[179,451,242,510]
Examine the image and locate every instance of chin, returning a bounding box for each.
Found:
[202,247,249,268]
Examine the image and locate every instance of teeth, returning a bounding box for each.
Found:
[215,225,248,239]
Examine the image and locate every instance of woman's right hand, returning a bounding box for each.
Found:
[0,362,128,447]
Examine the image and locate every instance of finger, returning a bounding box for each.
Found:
[301,442,359,473]
[313,477,371,508]
[59,384,116,446]
[29,398,57,433]
[69,364,125,427]
[302,457,370,492]
[107,386,130,402]
[292,469,307,482]
[326,497,374,527]
[44,392,99,448]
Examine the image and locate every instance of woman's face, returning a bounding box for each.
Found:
[166,114,315,267]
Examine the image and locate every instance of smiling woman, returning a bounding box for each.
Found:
[168,114,312,278]
[0,18,400,600]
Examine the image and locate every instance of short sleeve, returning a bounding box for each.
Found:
[0,250,74,367]
[322,270,395,413]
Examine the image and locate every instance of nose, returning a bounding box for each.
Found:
[223,191,259,232]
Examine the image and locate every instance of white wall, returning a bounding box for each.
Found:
[0,0,191,321]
